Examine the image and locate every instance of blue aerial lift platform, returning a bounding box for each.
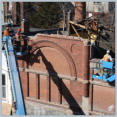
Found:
[92,60,115,82]
[2,36,26,115]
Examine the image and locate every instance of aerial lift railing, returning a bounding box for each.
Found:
[91,59,115,82]
[2,36,25,115]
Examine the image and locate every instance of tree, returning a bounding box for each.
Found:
[29,3,63,29]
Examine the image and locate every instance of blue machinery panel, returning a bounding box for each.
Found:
[102,61,113,69]
[92,60,115,82]
[3,36,25,115]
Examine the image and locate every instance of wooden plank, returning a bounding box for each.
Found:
[69,21,86,29]
[67,11,71,36]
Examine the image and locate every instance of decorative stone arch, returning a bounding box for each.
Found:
[30,40,77,79]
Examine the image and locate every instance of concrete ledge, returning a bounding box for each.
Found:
[25,98,73,115]
[82,96,89,115]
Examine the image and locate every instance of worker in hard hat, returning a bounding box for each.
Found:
[4,26,9,37]
[90,33,97,58]
[100,50,113,77]
[3,26,10,42]
[102,50,113,62]
[90,33,97,45]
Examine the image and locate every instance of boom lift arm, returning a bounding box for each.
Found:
[2,36,26,115]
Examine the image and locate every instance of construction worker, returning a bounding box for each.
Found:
[102,50,113,62]
[15,27,21,41]
[101,50,113,78]
[90,33,97,45]
[4,26,9,36]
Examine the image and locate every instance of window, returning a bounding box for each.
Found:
[2,74,6,98]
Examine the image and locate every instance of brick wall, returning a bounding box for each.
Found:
[89,59,115,115]
[17,34,90,115]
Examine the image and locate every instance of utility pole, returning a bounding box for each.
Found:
[62,9,65,35]
[67,10,71,36]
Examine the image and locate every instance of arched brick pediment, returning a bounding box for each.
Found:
[30,40,77,79]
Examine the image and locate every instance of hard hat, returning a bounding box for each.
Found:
[90,33,97,40]
[107,50,110,54]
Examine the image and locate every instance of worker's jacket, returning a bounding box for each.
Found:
[103,54,112,62]
[4,29,9,36]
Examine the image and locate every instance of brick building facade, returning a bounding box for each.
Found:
[3,2,25,24]
[17,34,115,115]
[2,2,115,115]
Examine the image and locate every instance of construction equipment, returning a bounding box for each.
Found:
[2,36,26,115]
[13,34,29,56]
[92,60,115,82]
